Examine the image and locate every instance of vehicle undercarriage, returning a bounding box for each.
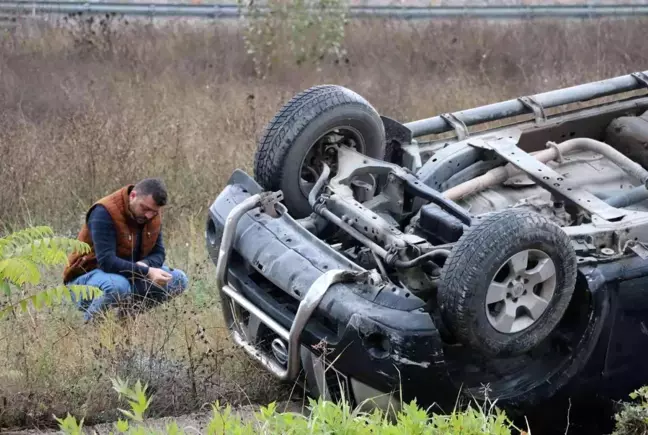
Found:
[206,71,648,432]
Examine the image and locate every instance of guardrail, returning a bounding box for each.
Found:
[2,1,648,20]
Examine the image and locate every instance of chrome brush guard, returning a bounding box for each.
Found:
[214,191,370,381]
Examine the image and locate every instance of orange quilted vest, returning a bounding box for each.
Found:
[62,185,162,284]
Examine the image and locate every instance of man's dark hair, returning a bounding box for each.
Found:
[134,177,168,206]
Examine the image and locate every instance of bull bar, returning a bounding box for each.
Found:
[214,191,372,381]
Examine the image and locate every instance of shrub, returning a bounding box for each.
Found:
[55,377,527,434]
[0,225,100,318]
[237,0,348,78]
[612,386,648,435]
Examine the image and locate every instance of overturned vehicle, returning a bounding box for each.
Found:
[206,71,648,427]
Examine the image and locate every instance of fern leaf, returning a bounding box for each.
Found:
[58,284,102,302]
[64,239,92,255]
[0,258,41,286]
[0,285,101,319]
[32,292,46,310]
[0,226,53,254]
[6,237,89,263]
[11,243,70,266]
[0,280,10,297]
[0,226,100,319]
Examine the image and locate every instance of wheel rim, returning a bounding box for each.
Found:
[485,249,557,334]
[298,126,366,199]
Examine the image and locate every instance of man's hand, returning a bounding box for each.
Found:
[147,267,172,286]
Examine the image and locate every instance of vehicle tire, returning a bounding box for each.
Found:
[437,208,577,357]
[253,85,386,218]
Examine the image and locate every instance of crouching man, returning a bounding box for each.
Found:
[63,178,189,322]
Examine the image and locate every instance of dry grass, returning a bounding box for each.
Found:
[0,12,648,430]
[0,228,289,430]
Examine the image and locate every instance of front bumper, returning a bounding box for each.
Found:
[206,170,457,407]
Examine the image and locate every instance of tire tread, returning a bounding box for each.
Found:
[438,208,577,356]
[253,85,380,191]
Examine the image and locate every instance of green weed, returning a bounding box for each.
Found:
[55,377,526,434]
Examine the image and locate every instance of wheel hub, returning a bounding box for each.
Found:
[298,127,365,200]
[485,249,557,334]
[509,280,525,299]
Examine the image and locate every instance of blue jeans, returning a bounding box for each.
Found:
[69,265,189,322]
